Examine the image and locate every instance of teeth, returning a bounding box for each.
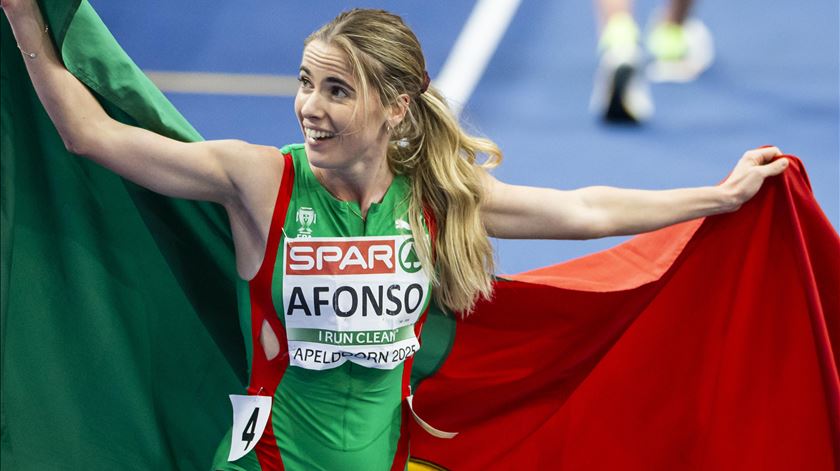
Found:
[305,128,335,140]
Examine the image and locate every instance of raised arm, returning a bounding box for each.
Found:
[2,0,281,206]
[482,147,789,239]
[4,0,287,279]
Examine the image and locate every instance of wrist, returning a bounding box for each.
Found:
[715,185,741,214]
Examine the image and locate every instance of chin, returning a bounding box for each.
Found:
[304,143,341,170]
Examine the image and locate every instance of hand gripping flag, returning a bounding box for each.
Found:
[2,2,838,470]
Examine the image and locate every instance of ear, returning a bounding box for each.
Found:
[386,93,411,129]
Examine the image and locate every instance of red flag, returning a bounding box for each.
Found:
[410,157,839,470]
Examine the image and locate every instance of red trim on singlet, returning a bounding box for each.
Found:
[390,306,428,470]
[390,210,439,470]
[247,151,294,471]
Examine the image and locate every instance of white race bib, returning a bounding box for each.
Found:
[282,235,430,370]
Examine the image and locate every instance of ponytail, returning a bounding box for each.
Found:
[389,88,501,315]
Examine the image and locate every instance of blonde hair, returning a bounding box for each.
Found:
[307,9,502,315]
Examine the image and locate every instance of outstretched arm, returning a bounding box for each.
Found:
[482,147,788,240]
[2,0,280,206]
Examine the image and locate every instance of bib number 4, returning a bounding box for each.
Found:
[228,394,272,462]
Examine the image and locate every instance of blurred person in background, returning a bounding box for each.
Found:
[591,0,714,123]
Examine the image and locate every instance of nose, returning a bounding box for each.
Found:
[299,89,325,121]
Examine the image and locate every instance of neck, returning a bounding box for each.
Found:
[312,148,394,218]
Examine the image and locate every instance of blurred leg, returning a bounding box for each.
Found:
[646,0,714,83]
[664,0,693,24]
[595,0,634,29]
[591,0,654,123]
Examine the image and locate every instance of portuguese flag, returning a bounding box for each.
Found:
[2,2,838,470]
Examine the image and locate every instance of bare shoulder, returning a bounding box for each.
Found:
[211,139,284,169]
[212,140,285,201]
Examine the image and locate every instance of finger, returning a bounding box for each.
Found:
[741,146,780,165]
[759,157,789,177]
[748,146,783,164]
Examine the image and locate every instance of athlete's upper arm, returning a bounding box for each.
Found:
[480,172,604,240]
[79,119,279,205]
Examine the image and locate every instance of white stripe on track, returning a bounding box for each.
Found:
[145,71,299,96]
[434,0,523,117]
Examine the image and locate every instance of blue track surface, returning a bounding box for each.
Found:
[92,0,838,274]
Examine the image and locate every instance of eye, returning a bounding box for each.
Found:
[297,76,312,88]
[331,86,349,99]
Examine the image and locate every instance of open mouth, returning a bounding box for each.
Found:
[304,127,336,142]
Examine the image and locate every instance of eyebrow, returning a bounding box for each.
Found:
[299,66,356,92]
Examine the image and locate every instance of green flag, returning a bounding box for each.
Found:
[1,2,245,469]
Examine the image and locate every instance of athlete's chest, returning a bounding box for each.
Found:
[272,191,431,370]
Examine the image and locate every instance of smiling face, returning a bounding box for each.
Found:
[295,40,393,171]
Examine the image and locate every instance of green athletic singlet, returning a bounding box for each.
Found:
[211,144,433,471]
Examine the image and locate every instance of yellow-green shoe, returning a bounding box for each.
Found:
[591,13,654,123]
[646,18,715,83]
